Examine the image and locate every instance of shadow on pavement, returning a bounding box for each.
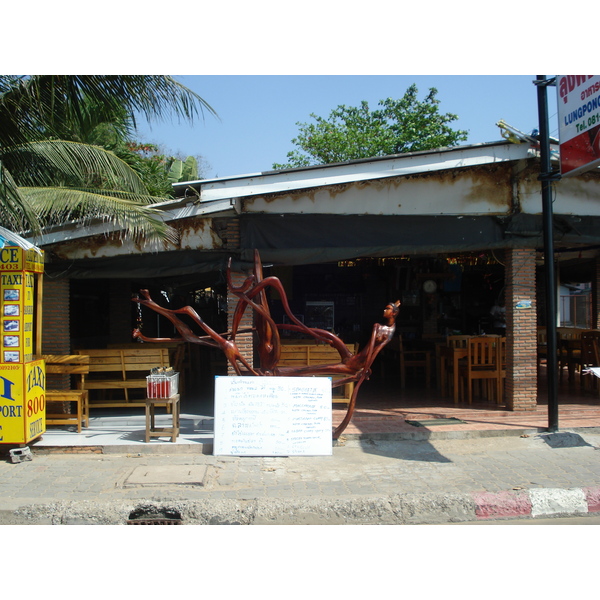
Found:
[354,437,452,463]
[538,431,594,448]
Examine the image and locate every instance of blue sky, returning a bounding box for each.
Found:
[9,4,579,181]
[134,75,560,180]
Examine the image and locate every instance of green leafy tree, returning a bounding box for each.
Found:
[0,75,216,242]
[46,99,206,198]
[273,85,468,169]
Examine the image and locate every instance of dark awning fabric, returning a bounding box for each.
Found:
[240,213,600,266]
[43,250,243,280]
[42,213,600,279]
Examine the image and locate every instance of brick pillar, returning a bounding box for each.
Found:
[224,218,253,374]
[505,248,537,410]
[41,276,71,390]
[41,276,71,355]
[227,270,254,374]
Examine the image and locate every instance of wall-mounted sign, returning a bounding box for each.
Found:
[0,247,43,364]
[515,300,532,310]
[557,75,600,176]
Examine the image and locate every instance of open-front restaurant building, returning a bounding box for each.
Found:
[31,139,600,420]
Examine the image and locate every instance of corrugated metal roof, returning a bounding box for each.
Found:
[28,140,544,250]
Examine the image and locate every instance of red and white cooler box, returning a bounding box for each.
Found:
[146,371,179,398]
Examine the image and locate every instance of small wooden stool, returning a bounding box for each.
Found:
[145,394,180,443]
[41,354,90,434]
[46,390,89,433]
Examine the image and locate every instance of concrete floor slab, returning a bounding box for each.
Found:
[124,464,208,486]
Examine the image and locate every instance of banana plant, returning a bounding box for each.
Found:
[167,155,198,185]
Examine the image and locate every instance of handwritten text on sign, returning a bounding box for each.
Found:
[214,376,332,456]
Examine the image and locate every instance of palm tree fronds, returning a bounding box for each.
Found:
[0,161,42,235]
[0,76,217,146]
[2,140,149,194]
[0,75,212,244]
[20,186,179,245]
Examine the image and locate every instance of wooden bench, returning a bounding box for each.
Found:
[108,342,187,393]
[279,342,358,404]
[41,354,90,433]
[75,348,171,409]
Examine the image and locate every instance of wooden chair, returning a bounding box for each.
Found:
[579,330,600,393]
[537,327,547,372]
[497,337,506,404]
[42,354,90,433]
[442,335,471,397]
[557,327,583,383]
[447,335,472,347]
[458,337,502,405]
[279,341,358,403]
[398,335,432,388]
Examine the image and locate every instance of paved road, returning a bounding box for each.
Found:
[449,515,600,524]
[1,430,599,524]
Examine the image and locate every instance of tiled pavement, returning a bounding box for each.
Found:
[28,370,600,450]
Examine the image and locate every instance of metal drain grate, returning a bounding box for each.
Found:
[127,518,182,525]
[127,506,182,525]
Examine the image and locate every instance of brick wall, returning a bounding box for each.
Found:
[505,248,537,410]
[224,219,241,251]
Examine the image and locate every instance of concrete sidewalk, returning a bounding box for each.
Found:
[1,428,599,525]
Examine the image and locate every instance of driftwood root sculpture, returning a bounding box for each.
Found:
[132,250,399,439]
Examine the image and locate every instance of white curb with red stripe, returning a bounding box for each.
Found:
[472,486,600,520]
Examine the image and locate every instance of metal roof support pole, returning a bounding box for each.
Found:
[535,75,560,432]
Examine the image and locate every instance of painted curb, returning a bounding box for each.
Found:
[3,488,600,524]
[472,486,600,520]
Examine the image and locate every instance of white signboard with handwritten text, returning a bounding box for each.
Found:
[214,376,332,456]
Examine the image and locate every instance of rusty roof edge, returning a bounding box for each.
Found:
[26,219,125,248]
[160,198,237,221]
[174,142,541,204]
[24,198,236,248]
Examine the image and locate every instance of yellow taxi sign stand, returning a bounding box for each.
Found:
[0,245,46,444]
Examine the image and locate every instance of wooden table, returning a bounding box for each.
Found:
[439,345,468,404]
[145,394,180,443]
